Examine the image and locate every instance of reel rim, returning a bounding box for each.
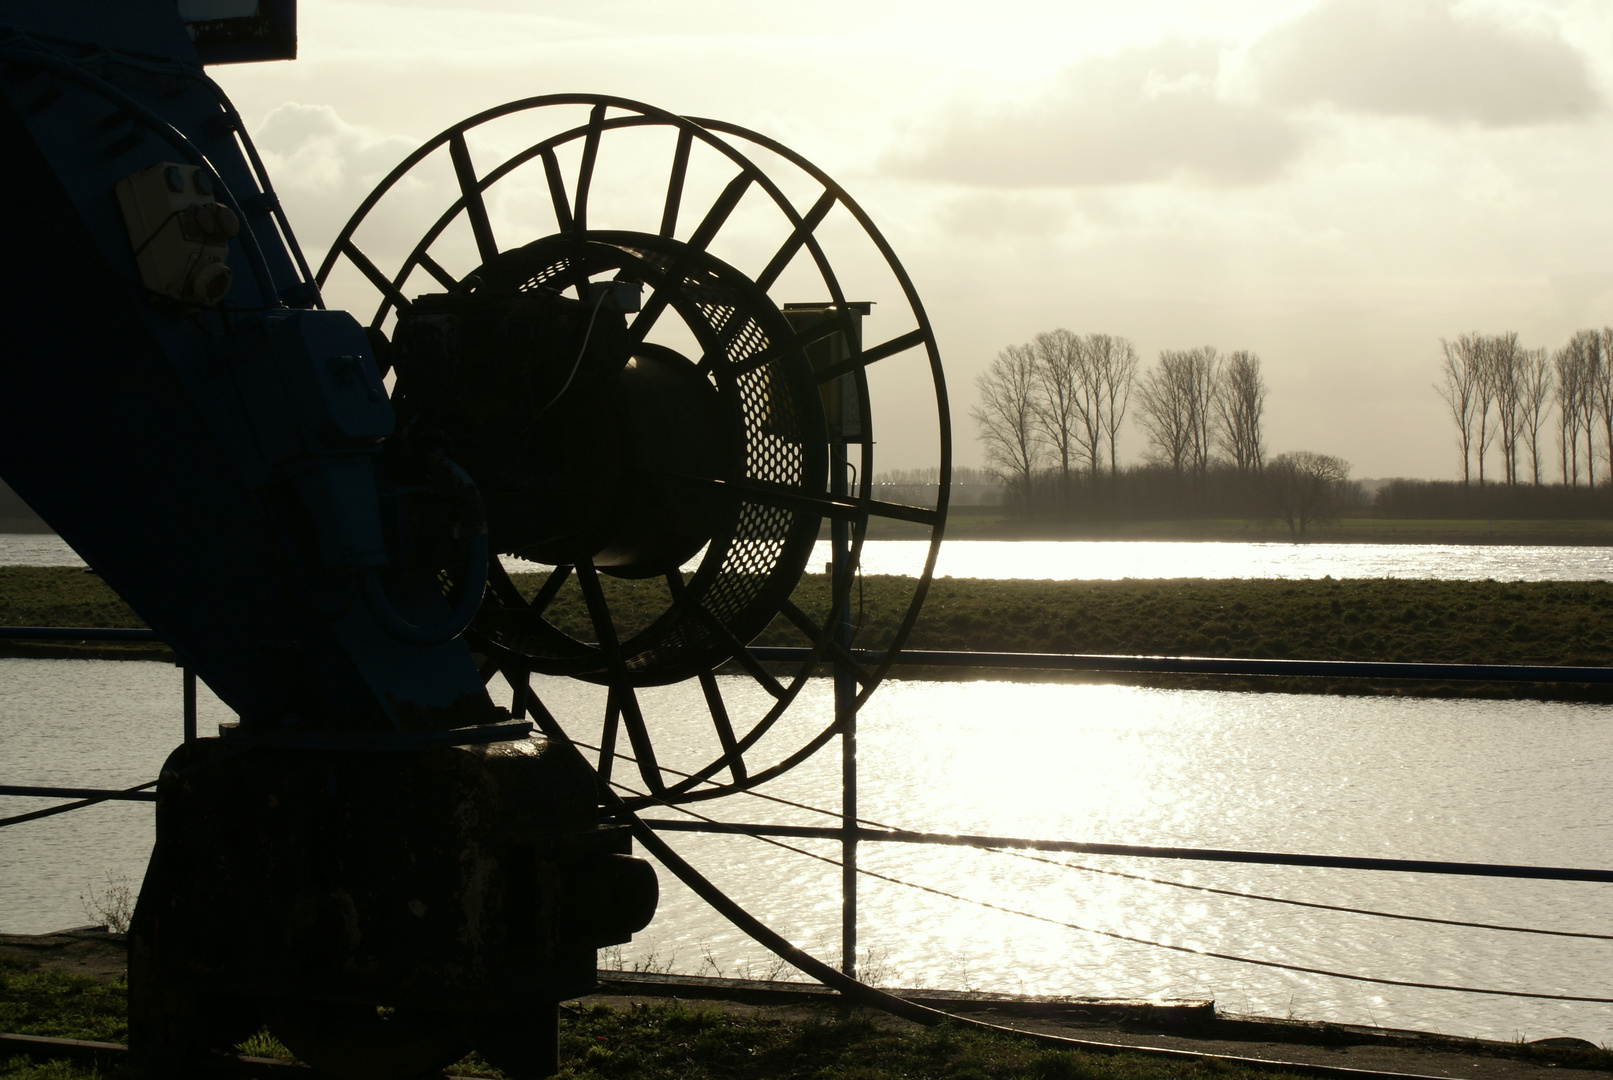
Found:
[315,94,950,807]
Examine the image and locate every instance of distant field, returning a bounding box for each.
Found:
[7,567,1613,698]
[855,513,1613,545]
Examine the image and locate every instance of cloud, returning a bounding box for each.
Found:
[1251,0,1601,127]
[249,103,425,255]
[889,39,1304,189]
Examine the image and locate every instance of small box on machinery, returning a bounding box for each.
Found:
[783,301,870,443]
[114,161,239,307]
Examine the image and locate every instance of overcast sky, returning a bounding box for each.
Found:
[213,0,1613,480]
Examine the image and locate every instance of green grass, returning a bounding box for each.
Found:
[0,957,1300,1080]
[0,975,1310,1080]
[859,515,1613,544]
[8,568,1613,697]
[5,957,1610,1080]
[0,960,126,1044]
[549,1001,1282,1080]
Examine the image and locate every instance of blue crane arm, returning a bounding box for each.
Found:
[0,0,498,734]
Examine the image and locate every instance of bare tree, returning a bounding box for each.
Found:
[1436,335,1482,485]
[1517,346,1551,486]
[1214,350,1267,472]
[1484,332,1522,486]
[1090,334,1138,479]
[1138,347,1220,475]
[1598,327,1613,486]
[971,344,1044,497]
[1571,330,1602,487]
[1473,339,1498,487]
[1265,451,1351,540]
[1555,341,1586,486]
[1032,327,1083,483]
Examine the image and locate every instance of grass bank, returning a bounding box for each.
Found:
[0,956,1265,1080]
[7,954,1611,1080]
[859,514,1613,545]
[5,567,1612,698]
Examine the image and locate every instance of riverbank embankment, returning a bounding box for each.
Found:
[5,568,1612,699]
[863,513,1613,546]
[4,932,1610,1080]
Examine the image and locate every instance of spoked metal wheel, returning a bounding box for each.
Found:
[315,95,949,807]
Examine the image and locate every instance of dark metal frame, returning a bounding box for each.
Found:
[311,95,952,813]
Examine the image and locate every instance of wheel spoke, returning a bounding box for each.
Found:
[642,468,939,527]
[416,251,458,290]
[448,132,499,265]
[597,693,620,786]
[340,240,412,314]
[666,570,751,784]
[572,103,606,233]
[686,171,753,253]
[541,147,574,233]
[614,684,667,796]
[728,319,841,378]
[625,288,673,349]
[574,559,665,793]
[754,189,836,291]
[660,128,693,238]
[696,668,747,784]
[527,563,574,619]
[812,328,926,384]
[778,598,874,688]
[681,599,786,699]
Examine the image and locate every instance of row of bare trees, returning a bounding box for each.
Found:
[974,335,1274,490]
[1135,347,1269,475]
[970,329,1139,492]
[1437,328,1613,487]
[974,334,1360,530]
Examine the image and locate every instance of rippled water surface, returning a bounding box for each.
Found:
[4,659,1609,1045]
[9,532,1613,581]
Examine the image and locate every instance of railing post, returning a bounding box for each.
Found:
[181,664,197,743]
[831,442,857,981]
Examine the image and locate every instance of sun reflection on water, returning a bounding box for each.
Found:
[3,659,1610,1045]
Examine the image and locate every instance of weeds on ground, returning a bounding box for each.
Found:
[552,999,1311,1080]
[77,875,135,936]
[232,1029,294,1060]
[598,944,680,975]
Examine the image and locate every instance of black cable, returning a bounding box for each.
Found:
[0,780,157,828]
[611,775,1613,1004]
[0,726,281,830]
[572,738,1613,940]
[0,39,282,303]
[1000,849,1613,942]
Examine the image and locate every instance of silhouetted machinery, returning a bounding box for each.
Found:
[0,3,947,1077]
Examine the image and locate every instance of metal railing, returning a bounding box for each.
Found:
[5,623,1613,1008]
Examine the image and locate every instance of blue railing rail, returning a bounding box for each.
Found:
[2,626,195,743]
[7,626,1613,683]
[0,626,160,641]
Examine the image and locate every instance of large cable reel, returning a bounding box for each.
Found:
[316,94,949,808]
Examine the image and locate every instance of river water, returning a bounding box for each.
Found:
[2,659,1609,1046]
[7,533,1613,582]
[4,532,1612,1044]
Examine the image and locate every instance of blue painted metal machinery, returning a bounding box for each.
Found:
[0,3,952,1075]
[0,7,657,1077]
